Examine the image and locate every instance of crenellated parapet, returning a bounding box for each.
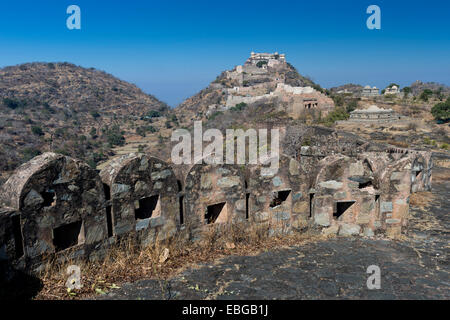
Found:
[0,148,432,272]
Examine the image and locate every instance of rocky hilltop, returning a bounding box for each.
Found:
[0,62,169,183]
[175,52,331,123]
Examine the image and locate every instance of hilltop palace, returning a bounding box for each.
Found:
[207,52,334,119]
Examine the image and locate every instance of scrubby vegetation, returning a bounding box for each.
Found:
[320,107,350,126]
[431,97,450,123]
[0,62,170,179]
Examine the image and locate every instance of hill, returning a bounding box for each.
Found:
[0,62,169,183]
[174,52,328,124]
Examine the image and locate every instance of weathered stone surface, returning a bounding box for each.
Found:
[293,201,308,214]
[153,181,163,190]
[151,169,172,180]
[386,218,401,224]
[136,218,150,231]
[150,216,164,228]
[334,191,347,200]
[381,202,393,213]
[235,199,246,211]
[0,137,433,272]
[315,212,331,227]
[257,196,266,204]
[322,225,339,236]
[23,190,44,208]
[289,159,300,175]
[319,180,343,189]
[273,211,290,221]
[292,192,303,201]
[349,162,364,176]
[217,176,240,188]
[135,181,149,193]
[100,153,179,249]
[200,174,212,189]
[390,172,403,180]
[112,184,131,197]
[254,211,270,222]
[363,227,374,237]
[339,224,361,236]
[272,176,283,187]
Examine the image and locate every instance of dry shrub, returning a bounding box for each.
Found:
[35,221,325,300]
[386,140,409,148]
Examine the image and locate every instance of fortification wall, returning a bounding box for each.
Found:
[0,148,432,272]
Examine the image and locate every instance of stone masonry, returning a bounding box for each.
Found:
[0,143,432,272]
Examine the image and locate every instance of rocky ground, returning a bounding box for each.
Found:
[97,167,449,300]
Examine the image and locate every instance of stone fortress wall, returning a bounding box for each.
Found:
[0,143,432,272]
[209,52,334,119]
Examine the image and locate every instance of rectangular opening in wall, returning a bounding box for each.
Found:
[270,190,291,208]
[106,206,113,237]
[53,220,83,252]
[41,189,56,207]
[179,195,184,225]
[103,184,111,201]
[358,180,372,189]
[205,202,226,224]
[334,201,356,219]
[245,193,250,219]
[11,215,24,258]
[309,193,315,218]
[135,195,160,220]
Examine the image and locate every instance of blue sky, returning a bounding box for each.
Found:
[0,0,449,106]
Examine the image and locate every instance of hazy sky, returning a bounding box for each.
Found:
[1,0,449,106]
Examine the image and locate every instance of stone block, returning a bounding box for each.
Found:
[339,223,361,236]
[217,176,240,188]
[319,180,343,190]
[135,218,150,231]
[315,212,331,227]
[380,201,393,213]
[200,174,212,189]
[272,176,283,187]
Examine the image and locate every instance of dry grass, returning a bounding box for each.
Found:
[409,191,435,210]
[34,222,325,300]
[433,159,450,169]
[432,166,450,183]
[385,139,409,148]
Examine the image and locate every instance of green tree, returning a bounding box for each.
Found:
[331,95,344,107]
[90,110,100,119]
[31,126,44,136]
[22,148,42,161]
[3,98,26,109]
[420,89,433,102]
[256,60,268,68]
[431,98,450,123]
[90,127,97,138]
[230,102,247,112]
[346,100,358,113]
[402,86,411,98]
[146,110,161,118]
[320,107,350,126]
